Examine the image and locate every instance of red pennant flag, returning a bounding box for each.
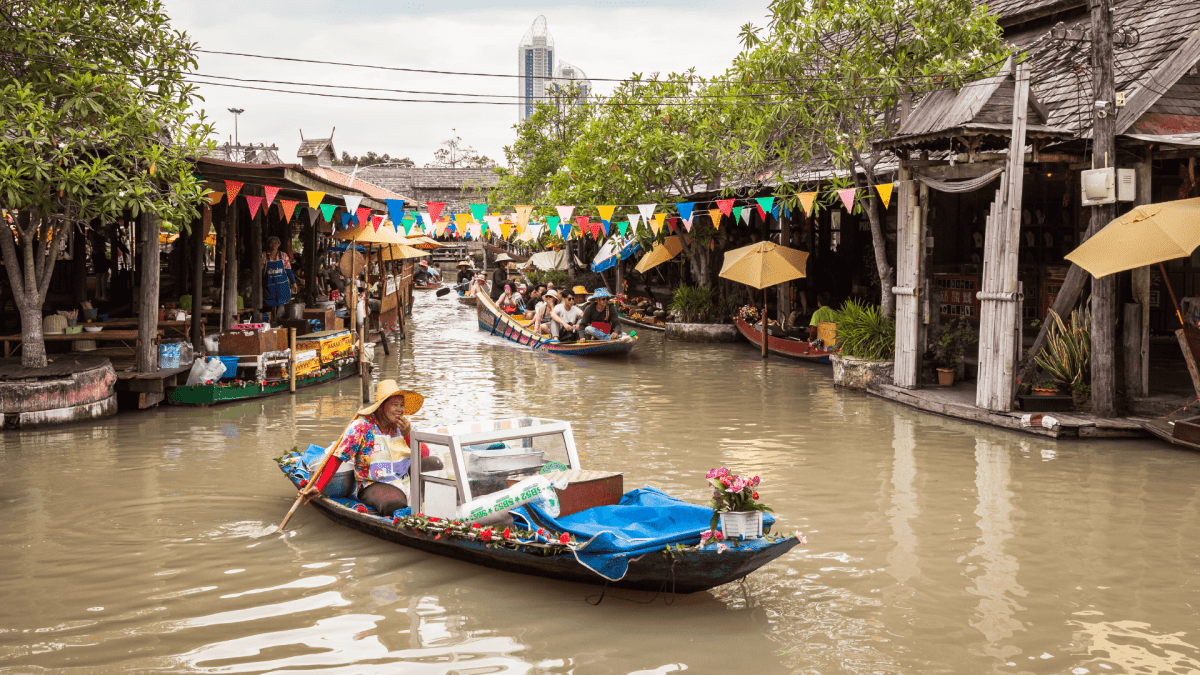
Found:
[244,195,263,219]
[716,199,735,217]
[667,216,677,233]
[280,199,299,222]
[426,201,446,223]
[357,207,373,229]
[590,222,604,239]
[263,186,280,207]
[224,180,244,203]
[371,215,385,230]
[574,215,589,236]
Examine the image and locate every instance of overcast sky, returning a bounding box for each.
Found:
[162,0,772,167]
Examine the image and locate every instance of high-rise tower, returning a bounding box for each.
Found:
[517,16,555,122]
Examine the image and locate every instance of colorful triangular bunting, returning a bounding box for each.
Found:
[263,186,280,207]
[280,199,299,222]
[426,201,446,223]
[708,208,723,230]
[244,195,263,219]
[716,199,735,217]
[837,188,856,212]
[306,191,325,209]
[876,182,895,210]
[319,203,338,223]
[224,180,244,203]
[798,192,817,216]
[755,197,774,220]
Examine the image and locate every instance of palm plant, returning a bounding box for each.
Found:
[1033,307,1091,391]
[836,298,896,361]
[670,285,715,323]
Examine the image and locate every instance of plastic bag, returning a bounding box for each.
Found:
[203,334,220,355]
[158,342,180,369]
[457,474,568,525]
[185,357,227,386]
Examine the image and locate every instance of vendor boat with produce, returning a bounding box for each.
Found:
[616,294,669,332]
[277,381,804,594]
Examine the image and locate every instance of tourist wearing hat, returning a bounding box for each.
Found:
[580,288,629,342]
[530,289,559,335]
[490,253,515,302]
[455,260,473,286]
[299,380,442,516]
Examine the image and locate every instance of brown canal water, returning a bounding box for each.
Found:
[2,294,1199,675]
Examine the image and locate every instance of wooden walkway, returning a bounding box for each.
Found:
[867,381,1149,440]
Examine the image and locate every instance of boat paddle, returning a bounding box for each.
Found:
[435,287,453,297]
[278,426,353,531]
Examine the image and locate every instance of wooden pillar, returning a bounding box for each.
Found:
[976,61,1030,412]
[221,201,238,331]
[1124,303,1143,399]
[249,192,263,312]
[73,222,88,306]
[1129,146,1154,397]
[304,218,318,306]
[190,212,205,355]
[892,161,922,389]
[778,211,791,323]
[289,327,297,392]
[137,211,161,373]
[1089,0,1119,417]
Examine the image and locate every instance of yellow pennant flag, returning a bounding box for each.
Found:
[798,192,817,216]
[515,205,534,234]
[596,205,616,225]
[876,182,895,210]
[206,192,224,205]
[708,208,723,230]
[306,191,325,209]
[454,213,473,229]
[652,213,666,235]
[435,219,448,236]
[500,220,512,239]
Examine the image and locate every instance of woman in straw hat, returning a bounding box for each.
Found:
[299,380,442,516]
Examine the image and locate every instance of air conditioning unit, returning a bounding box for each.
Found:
[1117,168,1136,202]
[1081,167,1116,206]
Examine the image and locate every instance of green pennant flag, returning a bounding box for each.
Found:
[754,197,775,220]
[402,213,415,234]
[469,203,488,224]
[547,216,561,238]
[319,203,338,223]
[733,206,744,224]
[618,219,628,236]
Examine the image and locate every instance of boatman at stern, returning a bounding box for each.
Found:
[299,380,443,516]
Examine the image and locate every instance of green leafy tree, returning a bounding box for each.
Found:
[490,82,592,211]
[0,0,215,367]
[733,0,1009,316]
[548,73,727,287]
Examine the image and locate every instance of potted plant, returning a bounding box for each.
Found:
[706,467,773,539]
[1034,306,1091,408]
[932,317,977,386]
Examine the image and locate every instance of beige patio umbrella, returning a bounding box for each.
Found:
[634,236,683,274]
[719,241,809,358]
[380,244,430,261]
[1064,197,1200,324]
[408,236,444,249]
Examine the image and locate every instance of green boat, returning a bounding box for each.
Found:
[165,357,359,406]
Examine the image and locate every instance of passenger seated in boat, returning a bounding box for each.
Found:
[580,288,631,342]
[467,273,486,297]
[455,260,473,286]
[497,284,522,314]
[808,293,838,341]
[530,289,559,335]
[299,380,443,516]
[523,284,545,320]
[552,292,583,341]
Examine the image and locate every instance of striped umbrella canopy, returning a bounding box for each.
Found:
[719,241,808,289]
[634,236,683,274]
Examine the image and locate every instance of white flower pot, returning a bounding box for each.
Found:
[718,510,763,539]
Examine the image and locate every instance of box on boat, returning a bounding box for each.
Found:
[219,328,286,356]
[296,329,354,364]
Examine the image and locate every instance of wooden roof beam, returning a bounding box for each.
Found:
[1117,29,1200,134]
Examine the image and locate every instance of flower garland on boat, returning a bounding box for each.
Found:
[391,512,579,555]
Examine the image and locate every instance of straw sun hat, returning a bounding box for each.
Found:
[357,379,424,418]
[572,285,589,296]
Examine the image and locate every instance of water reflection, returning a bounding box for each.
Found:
[2,294,1199,674]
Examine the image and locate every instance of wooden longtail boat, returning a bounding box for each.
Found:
[616,308,667,332]
[457,292,478,306]
[278,418,801,593]
[166,358,358,405]
[734,317,836,364]
[476,292,636,356]
[413,282,443,291]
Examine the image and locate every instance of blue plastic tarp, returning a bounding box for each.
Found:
[512,486,775,581]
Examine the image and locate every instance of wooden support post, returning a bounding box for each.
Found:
[1124,303,1143,400]
[360,319,370,403]
[892,161,921,388]
[1127,145,1154,398]
[762,287,769,359]
[137,211,161,374]
[1089,0,1119,417]
[191,212,205,355]
[221,203,238,332]
[304,218,318,306]
[778,211,791,324]
[976,61,1030,412]
[249,194,263,313]
[289,327,297,392]
[73,222,88,306]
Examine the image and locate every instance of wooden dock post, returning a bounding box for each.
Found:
[191,211,206,356]
[289,327,297,392]
[892,161,922,389]
[360,320,370,403]
[137,211,161,374]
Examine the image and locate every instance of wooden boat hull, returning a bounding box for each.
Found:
[734,317,835,363]
[616,309,666,332]
[165,359,358,406]
[283,470,798,594]
[476,293,636,356]
[414,283,443,291]
[457,294,477,306]
[1141,418,1200,451]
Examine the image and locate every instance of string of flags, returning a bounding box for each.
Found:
[199,178,903,245]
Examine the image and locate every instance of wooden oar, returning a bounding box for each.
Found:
[435,287,453,297]
[278,426,353,531]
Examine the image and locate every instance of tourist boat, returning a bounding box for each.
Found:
[616,308,667,332]
[166,329,361,406]
[457,291,478,306]
[277,417,802,593]
[414,281,443,291]
[734,317,836,363]
[476,292,636,356]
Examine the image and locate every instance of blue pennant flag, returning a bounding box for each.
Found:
[676,201,695,223]
[385,199,405,228]
[340,212,353,228]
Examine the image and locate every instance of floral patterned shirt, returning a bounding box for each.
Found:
[332,415,410,491]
